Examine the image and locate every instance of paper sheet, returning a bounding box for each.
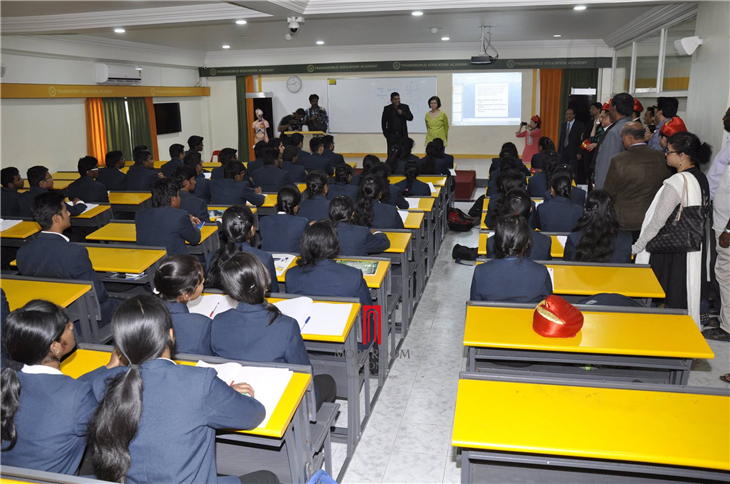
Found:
[398,210,409,224]
[547,266,555,289]
[336,259,378,276]
[187,294,237,319]
[0,219,22,232]
[196,361,293,429]
[449,169,457,177]
[556,236,567,247]
[428,182,436,193]
[272,297,313,329]
[274,297,353,336]
[79,203,99,214]
[533,199,544,207]
[404,197,421,207]
[203,172,212,179]
[272,254,297,277]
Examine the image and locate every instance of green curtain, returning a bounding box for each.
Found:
[102,98,132,161]
[127,97,153,156]
[235,76,250,162]
[559,69,599,121]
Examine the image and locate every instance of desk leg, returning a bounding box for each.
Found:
[344,327,360,459]
[400,252,411,334]
[468,347,475,372]
[284,415,304,484]
[324,422,333,477]
[461,450,472,484]
[377,283,388,388]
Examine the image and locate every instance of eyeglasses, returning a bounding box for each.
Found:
[664,149,679,155]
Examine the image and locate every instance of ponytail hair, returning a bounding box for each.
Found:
[493,215,532,259]
[384,145,403,173]
[276,186,300,215]
[402,161,420,195]
[421,142,440,175]
[361,155,380,176]
[298,221,339,270]
[550,173,573,199]
[154,255,204,303]
[88,295,175,482]
[368,163,392,204]
[667,131,713,166]
[334,163,353,184]
[220,253,280,323]
[205,205,255,289]
[2,300,69,451]
[542,151,561,182]
[353,175,384,227]
[494,188,532,221]
[305,171,327,199]
[573,189,618,262]
[492,170,525,218]
[329,196,354,223]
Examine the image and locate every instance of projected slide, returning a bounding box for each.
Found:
[452,72,522,126]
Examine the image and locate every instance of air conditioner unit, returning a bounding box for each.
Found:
[95,63,142,85]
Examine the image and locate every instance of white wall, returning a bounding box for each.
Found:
[154,97,209,161]
[207,77,239,152]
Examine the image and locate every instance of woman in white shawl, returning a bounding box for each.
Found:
[632,131,712,328]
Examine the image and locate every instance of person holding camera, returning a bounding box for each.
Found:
[305,94,329,132]
[515,115,541,164]
[278,108,305,137]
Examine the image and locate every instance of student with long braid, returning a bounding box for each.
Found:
[259,186,308,253]
[353,175,404,229]
[297,171,330,221]
[393,160,430,196]
[327,163,359,201]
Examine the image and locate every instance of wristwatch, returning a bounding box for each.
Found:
[724,228,730,234]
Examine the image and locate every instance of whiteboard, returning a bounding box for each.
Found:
[327,77,437,134]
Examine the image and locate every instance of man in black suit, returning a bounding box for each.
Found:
[19,166,86,218]
[381,92,413,153]
[126,150,161,192]
[322,135,345,167]
[1,167,24,217]
[67,156,109,203]
[172,165,209,222]
[302,137,334,176]
[251,148,294,193]
[97,150,127,191]
[558,108,587,182]
[160,143,185,178]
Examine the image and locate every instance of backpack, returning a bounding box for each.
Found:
[452,244,478,261]
[468,195,486,218]
[447,208,474,232]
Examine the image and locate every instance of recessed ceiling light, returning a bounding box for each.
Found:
[441,36,450,41]
[412,11,423,16]
[222,44,230,49]
[114,28,125,33]
[553,34,562,37]
[316,40,325,45]
[236,20,247,25]
[574,5,587,10]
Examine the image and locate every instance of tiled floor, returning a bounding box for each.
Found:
[327,222,730,484]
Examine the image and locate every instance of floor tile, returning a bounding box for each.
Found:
[381,450,447,484]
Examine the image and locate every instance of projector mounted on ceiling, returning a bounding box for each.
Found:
[471,26,499,65]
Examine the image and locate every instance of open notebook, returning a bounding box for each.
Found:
[404,197,421,207]
[187,294,238,319]
[0,219,22,231]
[272,254,297,277]
[78,203,99,215]
[196,361,293,429]
[274,297,353,336]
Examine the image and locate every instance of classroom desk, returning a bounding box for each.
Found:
[51,171,81,180]
[1,466,109,484]
[405,196,436,274]
[86,221,219,258]
[400,211,426,300]
[0,221,40,247]
[70,204,113,229]
[23,179,72,190]
[60,347,315,484]
[267,295,364,461]
[388,175,447,187]
[383,230,413,332]
[208,205,258,223]
[452,375,730,483]
[108,191,152,212]
[464,302,713,384]
[479,230,567,259]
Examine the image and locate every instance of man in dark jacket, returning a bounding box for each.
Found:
[381,92,413,153]
[160,143,186,178]
[1,167,24,217]
[558,108,587,182]
[126,150,161,192]
[66,156,109,203]
[251,148,293,193]
[97,150,127,191]
[19,166,86,218]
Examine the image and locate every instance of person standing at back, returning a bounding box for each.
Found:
[66,156,109,203]
[424,96,449,147]
[558,108,586,182]
[593,93,634,189]
[160,143,185,178]
[648,97,679,151]
[1,167,24,217]
[305,94,329,132]
[126,149,161,192]
[97,150,127,191]
[382,92,413,153]
[603,121,672,241]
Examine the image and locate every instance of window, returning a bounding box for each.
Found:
[634,33,661,93]
[663,17,696,91]
[613,45,632,94]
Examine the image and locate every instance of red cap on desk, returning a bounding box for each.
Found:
[659,116,688,138]
[533,295,584,338]
[530,115,541,124]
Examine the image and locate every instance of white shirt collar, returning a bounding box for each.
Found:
[21,364,63,375]
[41,231,69,242]
[158,357,176,364]
[277,211,287,215]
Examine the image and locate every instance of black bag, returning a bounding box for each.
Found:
[646,174,707,254]
[447,208,474,232]
[452,244,478,261]
[307,120,327,132]
[468,195,486,218]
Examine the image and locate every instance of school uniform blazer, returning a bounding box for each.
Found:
[297,148,311,161]
[88,360,265,484]
[285,259,372,307]
[1,288,8,365]
[125,164,159,192]
[371,200,404,229]
[563,228,633,263]
[192,174,212,203]
[209,178,265,206]
[165,301,213,356]
[17,232,110,303]
[1,369,97,475]
[486,230,552,261]
[179,190,209,222]
[543,187,586,207]
[393,179,430,197]
[323,149,345,168]
[1,187,21,217]
[135,206,201,256]
[527,171,547,197]
[327,182,359,201]
[96,167,127,191]
[486,170,527,197]
[417,156,450,176]
[210,165,224,180]
[442,152,455,169]
[250,165,294,193]
[211,302,311,366]
[259,213,307,253]
[386,185,409,209]
[485,194,536,229]
[298,194,331,221]
[237,241,280,293]
[66,176,109,203]
[470,257,553,303]
[335,221,390,256]
[160,158,184,178]
[247,158,264,174]
[301,153,334,176]
[534,196,583,232]
[19,187,86,218]
[282,161,307,183]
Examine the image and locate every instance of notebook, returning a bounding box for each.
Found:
[0,219,22,232]
[336,259,378,275]
[196,361,293,429]
[556,236,567,247]
[187,294,238,319]
[398,210,409,224]
[272,254,297,277]
[273,297,353,336]
[79,203,99,215]
[404,197,421,207]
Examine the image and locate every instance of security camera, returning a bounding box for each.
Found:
[287,17,303,34]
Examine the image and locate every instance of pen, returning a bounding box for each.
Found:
[303,316,311,326]
[209,301,220,318]
[229,380,234,386]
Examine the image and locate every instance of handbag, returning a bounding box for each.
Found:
[646,174,706,254]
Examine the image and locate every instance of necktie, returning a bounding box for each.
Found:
[564,122,571,147]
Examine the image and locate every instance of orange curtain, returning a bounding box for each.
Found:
[85,98,108,162]
[539,69,563,147]
[145,97,160,160]
[245,76,256,161]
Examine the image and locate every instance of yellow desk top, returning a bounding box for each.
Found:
[59,348,311,439]
[73,204,111,220]
[52,171,81,180]
[1,221,40,239]
[478,231,565,259]
[452,378,730,471]
[120,166,130,174]
[547,263,664,298]
[0,279,91,311]
[277,257,390,290]
[297,183,306,193]
[23,179,71,190]
[383,231,411,253]
[389,175,447,187]
[202,162,222,169]
[267,297,360,344]
[402,212,425,230]
[262,193,277,208]
[108,192,152,205]
[431,186,441,199]
[407,197,435,212]
[86,223,218,245]
[87,247,167,273]
[284,131,326,136]
[464,305,712,359]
